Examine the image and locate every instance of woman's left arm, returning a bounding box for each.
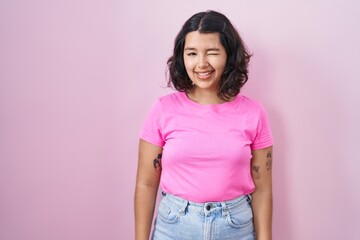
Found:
[250,146,273,240]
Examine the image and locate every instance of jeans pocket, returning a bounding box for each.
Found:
[226,204,253,229]
[157,200,180,224]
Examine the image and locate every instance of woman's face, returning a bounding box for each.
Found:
[183,31,227,92]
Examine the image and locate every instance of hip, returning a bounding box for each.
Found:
[152,192,255,240]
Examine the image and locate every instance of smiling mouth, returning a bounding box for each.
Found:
[196,71,214,80]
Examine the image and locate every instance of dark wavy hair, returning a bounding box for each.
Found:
[167,10,252,101]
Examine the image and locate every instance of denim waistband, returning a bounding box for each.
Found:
[160,192,252,217]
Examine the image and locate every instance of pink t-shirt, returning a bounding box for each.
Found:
[140,92,273,202]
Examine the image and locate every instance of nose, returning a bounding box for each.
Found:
[197,55,209,68]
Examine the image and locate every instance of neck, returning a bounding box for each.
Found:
[187,88,225,104]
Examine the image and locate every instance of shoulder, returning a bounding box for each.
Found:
[238,95,265,111]
[155,91,184,107]
[158,91,183,102]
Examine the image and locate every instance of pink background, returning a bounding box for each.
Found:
[1,0,359,239]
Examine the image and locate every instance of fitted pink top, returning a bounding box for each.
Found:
[140,92,273,202]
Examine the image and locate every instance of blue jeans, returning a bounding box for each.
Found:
[152,192,255,240]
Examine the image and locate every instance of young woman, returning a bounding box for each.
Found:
[135,10,273,240]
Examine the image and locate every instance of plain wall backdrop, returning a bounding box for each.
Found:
[1,0,359,239]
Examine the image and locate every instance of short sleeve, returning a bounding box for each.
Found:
[139,99,165,147]
[251,104,273,150]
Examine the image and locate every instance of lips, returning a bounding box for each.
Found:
[195,71,214,80]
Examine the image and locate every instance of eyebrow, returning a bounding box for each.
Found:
[184,47,221,51]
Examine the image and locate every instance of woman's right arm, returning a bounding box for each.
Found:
[134,139,163,240]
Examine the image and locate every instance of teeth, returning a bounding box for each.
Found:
[197,72,211,76]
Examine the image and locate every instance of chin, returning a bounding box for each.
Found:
[195,83,218,91]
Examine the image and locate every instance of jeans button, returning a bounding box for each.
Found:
[206,205,211,211]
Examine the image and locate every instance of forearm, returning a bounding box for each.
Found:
[134,183,159,240]
[251,189,272,240]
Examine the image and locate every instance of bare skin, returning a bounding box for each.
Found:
[134,140,162,240]
[251,146,273,240]
[183,31,227,104]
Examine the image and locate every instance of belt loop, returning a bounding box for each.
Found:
[221,202,228,218]
[178,199,188,216]
[246,194,252,203]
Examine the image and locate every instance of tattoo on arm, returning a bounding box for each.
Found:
[266,152,272,171]
[252,165,260,179]
[153,153,162,172]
